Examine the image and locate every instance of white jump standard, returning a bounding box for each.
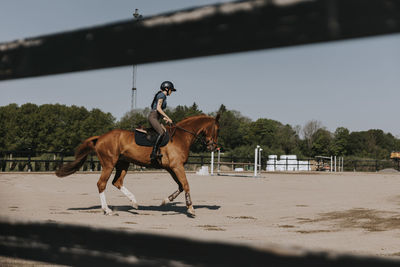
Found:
[211,145,263,178]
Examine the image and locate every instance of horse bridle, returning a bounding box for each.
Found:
[170,123,218,148]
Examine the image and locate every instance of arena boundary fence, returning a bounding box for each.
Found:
[1,150,399,173]
[1,220,399,267]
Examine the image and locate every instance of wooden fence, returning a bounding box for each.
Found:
[1,150,398,172]
[1,220,399,267]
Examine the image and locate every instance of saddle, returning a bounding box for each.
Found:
[134,128,170,147]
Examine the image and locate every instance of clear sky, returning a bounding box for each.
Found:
[1,0,399,137]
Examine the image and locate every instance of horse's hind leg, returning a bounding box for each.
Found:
[112,160,138,209]
[97,167,114,215]
[161,168,183,206]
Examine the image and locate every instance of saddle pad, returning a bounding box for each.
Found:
[134,130,170,147]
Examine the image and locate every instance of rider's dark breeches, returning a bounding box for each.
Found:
[148,110,165,135]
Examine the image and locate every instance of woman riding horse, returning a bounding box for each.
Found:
[56,113,220,217]
[148,81,176,161]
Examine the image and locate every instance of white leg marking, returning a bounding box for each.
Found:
[120,186,138,209]
[99,192,113,215]
[161,197,170,206]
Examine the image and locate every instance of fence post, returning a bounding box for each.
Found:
[217,148,221,175]
[60,152,64,167]
[342,157,345,172]
[27,149,32,172]
[334,156,337,172]
[375,160,378,172]
[90,154,94,171]
[1,153,5,171]
[200,155,204,166]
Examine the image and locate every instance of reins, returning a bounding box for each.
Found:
[168,123,216,147]
[168,124,197,142]
[174,124,197,136]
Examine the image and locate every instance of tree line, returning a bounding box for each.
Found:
[1,103,399,159]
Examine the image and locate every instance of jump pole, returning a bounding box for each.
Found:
[213,146,262,177]
[210,151,214,175]
[258,148,263,176]
[254,145,260,177]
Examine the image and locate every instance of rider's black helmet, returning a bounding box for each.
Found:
[160,81,177,92]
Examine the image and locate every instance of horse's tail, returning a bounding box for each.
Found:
[55,136,99,177]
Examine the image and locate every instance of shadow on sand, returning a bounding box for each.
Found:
[68,202,220,217]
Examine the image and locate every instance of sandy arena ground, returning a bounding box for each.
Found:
[1,171,400,260]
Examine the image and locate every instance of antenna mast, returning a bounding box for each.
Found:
[131,9,142,111]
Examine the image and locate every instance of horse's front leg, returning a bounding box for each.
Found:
[185,192,195,217]
[171,166,195,217]
[161,189,182,206]
[162,168,183,206]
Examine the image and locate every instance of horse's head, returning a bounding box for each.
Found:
[203,114,220,152]
[176,114,221,152]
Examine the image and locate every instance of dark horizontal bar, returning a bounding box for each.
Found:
[1,220,399,266]
[0,0,399,80]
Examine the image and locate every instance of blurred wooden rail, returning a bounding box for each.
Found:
[1,0,399,80]
[1,220,399,266]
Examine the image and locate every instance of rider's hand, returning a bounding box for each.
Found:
[164,117,173,124]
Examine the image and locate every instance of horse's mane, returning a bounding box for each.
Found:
[176,114,214,127]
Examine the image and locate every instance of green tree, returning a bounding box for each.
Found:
[167,102,203,122]
[217,107,249,151]
[346,130,395,159]
[276,124,299,155]
[81,108,115,136]
[245,118,280,148]
[331,127,350,156]
[2,102,399,161]
[0,103,19,150]
[116,109,149,131]
[0,103,115,152]
[14,103,40,150]
[311,128,332,156]
[347,131,366,157]
[364,130,393,159]
[302,120,323,156]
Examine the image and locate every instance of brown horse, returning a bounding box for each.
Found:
[56,114,220,216]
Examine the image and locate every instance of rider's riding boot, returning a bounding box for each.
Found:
[150,133,164,161]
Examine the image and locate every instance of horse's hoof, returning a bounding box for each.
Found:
[161,197,170,206]
[132,202,139,210]
[103,209,113,216]
[187,206,196,217]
